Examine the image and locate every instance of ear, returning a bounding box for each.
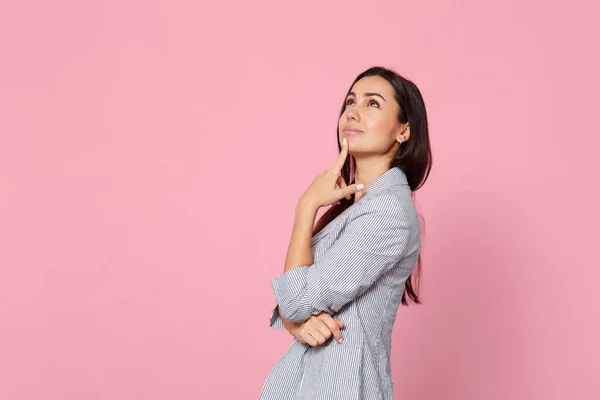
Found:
[396,124,410,143]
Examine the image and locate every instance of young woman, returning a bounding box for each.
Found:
[260,66,432,400]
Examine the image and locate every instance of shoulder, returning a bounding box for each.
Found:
[343,190,420,251]
[357,187,417,222]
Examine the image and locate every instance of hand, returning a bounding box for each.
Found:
[282,311,345,346]
[334,174,353,205]
[299,138,364,210]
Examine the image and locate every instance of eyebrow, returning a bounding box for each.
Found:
[347,91,387,102]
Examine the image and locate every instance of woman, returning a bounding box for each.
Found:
[260,66,432,400]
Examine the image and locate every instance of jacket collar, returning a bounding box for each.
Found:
[310,167,408,245]
[361,166,408,198]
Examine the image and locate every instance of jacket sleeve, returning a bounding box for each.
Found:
[270,194,413,323]
[268,304,285,329]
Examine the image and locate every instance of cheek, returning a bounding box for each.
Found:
[364,113,385,132]
[367,114,397,138]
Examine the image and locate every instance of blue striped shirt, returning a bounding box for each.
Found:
[260,166,421,400]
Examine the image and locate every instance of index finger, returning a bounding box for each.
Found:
[318,313,344,343]
[330,137,349,173]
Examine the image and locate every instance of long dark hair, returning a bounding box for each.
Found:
[313,66,432,305]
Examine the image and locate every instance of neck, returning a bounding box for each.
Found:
[353,156,392,203]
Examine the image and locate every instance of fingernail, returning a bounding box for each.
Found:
[338,339,343,344]
[342,137,347,146]
[357,184,364,191]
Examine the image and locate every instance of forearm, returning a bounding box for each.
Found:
[273,199,322,322]
[277,304,327,338]
[283,199,318,273]
[277,305,302,330]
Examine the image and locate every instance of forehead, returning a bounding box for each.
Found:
[349,75,395,97]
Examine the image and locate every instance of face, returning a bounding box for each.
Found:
[338,75,409,157]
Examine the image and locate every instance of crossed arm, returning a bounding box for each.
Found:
[270,193,411,329]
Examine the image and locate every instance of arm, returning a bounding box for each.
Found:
[268,304,301,329]
[268,200,318,329]
[284,200,318,274]
[271,303,346,346]
[271,194,412,322]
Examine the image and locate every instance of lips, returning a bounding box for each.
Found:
[343,127,364,135]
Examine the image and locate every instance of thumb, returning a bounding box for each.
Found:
[342,183,364,197]
[335,318,344,328]
[336,175,352,200]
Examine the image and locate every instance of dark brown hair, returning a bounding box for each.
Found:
[313,66,432,305]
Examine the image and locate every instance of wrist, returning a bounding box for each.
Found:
[280,311,301,333]
[296,197,318,216]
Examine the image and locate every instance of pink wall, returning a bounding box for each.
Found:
[1,0,599,399]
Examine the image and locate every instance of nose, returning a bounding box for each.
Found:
[346,106,360,122]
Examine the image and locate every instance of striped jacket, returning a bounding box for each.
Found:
[260,166,422,400]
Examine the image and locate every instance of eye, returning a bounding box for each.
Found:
[368,99,380,108]
[345,98,355,106]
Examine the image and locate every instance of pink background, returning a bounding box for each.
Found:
[1,0,599,399]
